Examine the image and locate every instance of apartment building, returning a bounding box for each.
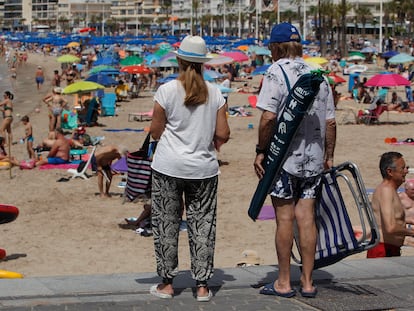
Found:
[0,0,393,35]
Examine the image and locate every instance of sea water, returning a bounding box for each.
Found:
[0,59,42,120]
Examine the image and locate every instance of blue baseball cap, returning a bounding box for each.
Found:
[269,22,301,43]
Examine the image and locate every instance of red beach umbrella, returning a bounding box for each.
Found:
[221,51,249,63]
[120,65,152,74]
[364,73,410,87]
[328,73,346,84]
[79,27,96,33]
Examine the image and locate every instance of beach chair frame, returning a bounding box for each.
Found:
[292,161,379,269]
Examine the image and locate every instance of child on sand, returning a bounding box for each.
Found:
[21,115,35,159]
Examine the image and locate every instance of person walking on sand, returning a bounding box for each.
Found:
[35,65,44,91]
[43,87,68,132]
[368,152,414,258]
[253,22,336,299]
[0,91,14,146]
[21,115,35,160]
[149,35,230,302]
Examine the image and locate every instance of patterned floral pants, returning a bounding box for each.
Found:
[151,170,218,283]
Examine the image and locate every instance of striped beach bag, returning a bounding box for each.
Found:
[124,134,155,202]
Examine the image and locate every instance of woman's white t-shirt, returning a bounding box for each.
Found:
[152,79,225,179]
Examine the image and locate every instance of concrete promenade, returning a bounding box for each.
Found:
[1,256,414,310]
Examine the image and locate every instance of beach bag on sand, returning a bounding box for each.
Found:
[124,134,157,202]
[19,159,35,170]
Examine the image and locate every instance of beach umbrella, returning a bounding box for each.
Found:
[205,54,234,67]
[157,73,178,84]
[57,54,80,63]
[120,55,143,66]
[347,55,365,62]
[63,81,105,95]
[305,57,329,65]
[221,51,249,62]
[235,45,249,52]
[88,65,117,75]
[85,74,117,87]
[149,59,178,68]
[348,51,366,58]
[79,27,96,33]
[381,50,399,58]
[388,53,414,64]
[67,41,80,48]
[120,65,152,74]
[249,46,271,56]
[364,73,410,87]
[125,46,142,53]
[211,83,234,93]
[203,70,225,81]
[361,46,378,53]
[251,64,271,76]
[93,57,119,66]
[328,72,346,84]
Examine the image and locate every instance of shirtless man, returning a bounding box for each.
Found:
[399,179,414,247]
[94,145,126,198]
[43,87,68,132]
[35,128,70,166]
[367,152,414,258]
[35,65,44,91]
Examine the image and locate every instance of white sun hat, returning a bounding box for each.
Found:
[174,35,212,63]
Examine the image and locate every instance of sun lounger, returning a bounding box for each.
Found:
[292,161,379,269]
[128,109,153,122]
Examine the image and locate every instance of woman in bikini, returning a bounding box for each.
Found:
[0,91,14,145]
[43,87,68,132]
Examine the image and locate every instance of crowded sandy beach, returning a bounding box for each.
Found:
[1,41,414,279]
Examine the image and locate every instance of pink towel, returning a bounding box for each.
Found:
[38,163,79,170]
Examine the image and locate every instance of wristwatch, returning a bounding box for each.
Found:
[255,145,266,155]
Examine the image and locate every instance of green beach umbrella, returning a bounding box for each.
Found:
[57,54,81,63]
[63,81,105,95]
[120,55,143,66]
[88,65,116,75]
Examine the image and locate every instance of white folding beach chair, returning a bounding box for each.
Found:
[292,161,379,269]
[67,145,98,180]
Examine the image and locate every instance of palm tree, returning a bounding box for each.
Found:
[354,5,372,38]
[280,10,297,24]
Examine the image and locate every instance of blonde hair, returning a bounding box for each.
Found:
[177,58,208,107]
[270,41,303,59]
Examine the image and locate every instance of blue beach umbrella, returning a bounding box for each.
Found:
[85,74,117,87]
[203,69,225,81]
[251,64,271,76]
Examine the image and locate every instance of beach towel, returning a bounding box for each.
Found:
[257,205,275,220]
[39,163,80,170]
